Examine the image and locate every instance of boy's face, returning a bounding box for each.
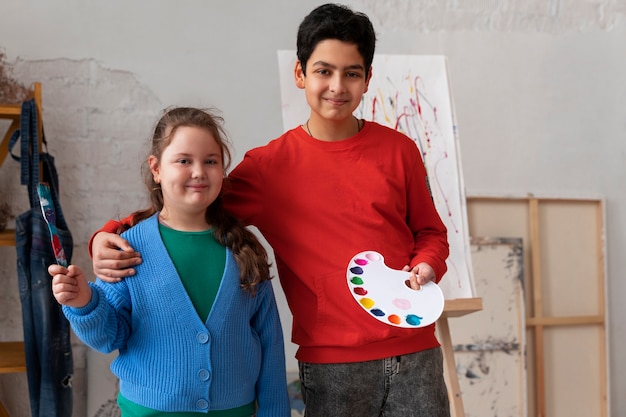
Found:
[295,39,372,127]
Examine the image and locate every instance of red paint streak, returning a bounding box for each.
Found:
[371,96,378,120]
[414,76,423,117]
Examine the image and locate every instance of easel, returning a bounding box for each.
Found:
[438,297,483,417]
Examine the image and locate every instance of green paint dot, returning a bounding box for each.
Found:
[350,276,364,285]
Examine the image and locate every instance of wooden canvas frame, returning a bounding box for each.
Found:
[466,196,608,417]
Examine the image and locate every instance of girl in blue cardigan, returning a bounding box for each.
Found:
[48,107,290,417]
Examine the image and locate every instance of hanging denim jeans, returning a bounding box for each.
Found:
[10,99,74,417]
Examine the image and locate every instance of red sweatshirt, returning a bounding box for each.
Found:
[98,121,449,364]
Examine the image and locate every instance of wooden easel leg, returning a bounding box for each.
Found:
[438,316,465,417]
[0,401,10,417]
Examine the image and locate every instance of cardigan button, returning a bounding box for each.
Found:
[198,368,210,381]
[196,399,209,409]
[196,332,209,344]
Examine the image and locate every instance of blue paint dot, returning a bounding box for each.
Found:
[350,266,364,275]
[406,314,423,326]
[370,309,385,317]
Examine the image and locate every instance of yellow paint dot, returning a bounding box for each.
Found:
[359,298,375,309]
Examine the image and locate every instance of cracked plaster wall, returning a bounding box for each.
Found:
[0,0,625,416]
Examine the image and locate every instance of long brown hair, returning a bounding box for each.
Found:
[121,107,271,294]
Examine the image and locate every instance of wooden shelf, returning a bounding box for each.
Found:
[1,83,41,167]
[0,105,21,168]
[0,104,21,118]
[0,342,26,374]
[0,230,15,246]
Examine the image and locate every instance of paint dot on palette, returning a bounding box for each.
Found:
[354,258,368,266]
[405,314,423,326]
[388,315,401,325]
[350,266,364,275]
[365,252,381,261]
[359,298,375,309]
[392,298,411,310]
[350,277,364,285]
[353,287,368,296]
[370,308,385,317]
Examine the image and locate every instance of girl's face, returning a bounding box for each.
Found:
[149,126,224,223]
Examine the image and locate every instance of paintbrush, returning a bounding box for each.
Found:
[37,182,68,267]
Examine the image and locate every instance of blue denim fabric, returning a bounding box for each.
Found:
[298,348,450,417]
[10,99,74,417]
[15,206,74,417]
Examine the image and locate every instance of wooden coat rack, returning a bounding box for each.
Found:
[0,81,42,417]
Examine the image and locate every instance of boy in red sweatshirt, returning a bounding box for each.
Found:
[91,4,450,416]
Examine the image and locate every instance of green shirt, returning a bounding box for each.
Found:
[159,224,225,322]
[118,393,254,417]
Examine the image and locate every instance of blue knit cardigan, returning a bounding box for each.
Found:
[63,214,290,416]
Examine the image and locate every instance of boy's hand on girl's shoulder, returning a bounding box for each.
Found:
[92,232,141,282]
[402,262,436,290]
[49,264,92,308]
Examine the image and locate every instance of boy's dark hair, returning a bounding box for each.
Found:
[296,3,376,75]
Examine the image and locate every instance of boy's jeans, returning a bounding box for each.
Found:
[298,347,450,417]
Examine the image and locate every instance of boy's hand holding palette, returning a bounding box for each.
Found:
[346,251,445,328]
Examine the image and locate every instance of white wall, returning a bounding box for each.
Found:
[0,1,624,416]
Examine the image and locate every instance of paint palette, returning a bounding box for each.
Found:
[346,251,445,328]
